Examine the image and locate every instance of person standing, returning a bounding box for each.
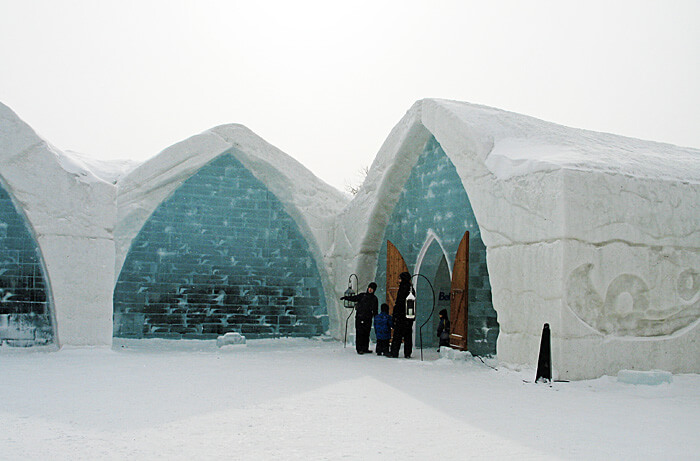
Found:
[437,308,451,351]
[389,272,414,358]
[341,282,378,355]
[373,303,393,356]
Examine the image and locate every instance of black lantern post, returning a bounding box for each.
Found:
[343,273,359,348]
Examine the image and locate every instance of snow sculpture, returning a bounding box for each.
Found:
[567,263,700,337]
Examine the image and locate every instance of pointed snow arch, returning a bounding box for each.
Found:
[333,101,500,353]
[372,135,497,355]
[415,230,452,278]
[114,151,331,339]
[414,236,451,348]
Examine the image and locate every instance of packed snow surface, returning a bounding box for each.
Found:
[63,150,139,184]
[433,99,700,182]
[2,339,698,460]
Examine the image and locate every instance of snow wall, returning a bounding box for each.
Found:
[1,99,698,380]
[0,102,115,346]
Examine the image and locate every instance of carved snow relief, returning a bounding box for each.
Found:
[567,264,700,337]
[678,269,700,302]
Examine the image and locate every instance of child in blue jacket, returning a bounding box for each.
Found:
[374,303,393,356]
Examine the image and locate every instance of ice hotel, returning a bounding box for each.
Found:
[0,99,698,380]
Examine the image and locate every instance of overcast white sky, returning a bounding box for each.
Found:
[1,0,698,191]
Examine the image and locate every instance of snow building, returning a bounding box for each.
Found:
[332,99,700,379]
[113,125,346,340]
[0,101,346,347]
[1,99,699,380]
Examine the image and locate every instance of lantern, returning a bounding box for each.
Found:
[343,274,359,348]
[405,289,416,320]
[343,284,356,309]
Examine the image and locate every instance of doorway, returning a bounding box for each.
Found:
[415,254,451,348]
[386,231,471,353]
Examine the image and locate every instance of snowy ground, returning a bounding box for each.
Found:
[1,338,698,460]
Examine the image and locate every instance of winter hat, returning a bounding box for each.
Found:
[368,282,377,291]
[381,303,389,313]
[439,309,448,317]
[399,272,411,282]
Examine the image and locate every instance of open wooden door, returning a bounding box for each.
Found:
[450,231,469,350]
[386,240,409,315]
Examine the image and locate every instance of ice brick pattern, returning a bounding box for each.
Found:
[0,186,53,346]
[376,137,498,355]
[113,153,327,339]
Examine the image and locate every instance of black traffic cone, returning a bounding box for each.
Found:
[535,323,552,383]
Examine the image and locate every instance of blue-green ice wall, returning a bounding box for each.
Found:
[375,137,498,355]
[113,152,328,339]
[0,185,53,346]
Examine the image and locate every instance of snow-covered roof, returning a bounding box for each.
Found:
[63,150,139,184]
[433,99,700,182]
[336,98,700,279]
[0,102,116,239]
[114,122,349,280]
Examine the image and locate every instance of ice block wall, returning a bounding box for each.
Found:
[114,152,328,339]
[0,184,53,346]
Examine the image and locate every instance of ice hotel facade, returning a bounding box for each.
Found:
[0,99,698,380]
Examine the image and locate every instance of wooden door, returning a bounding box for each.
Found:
[449,231,469,350]
[386,240,408,315]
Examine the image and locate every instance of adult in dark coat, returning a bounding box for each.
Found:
[341,282,378,354]
[389,271,414,358]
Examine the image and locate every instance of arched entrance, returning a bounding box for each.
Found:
[376,135,498,356]
[415,252,450,349]
[387,231,471,354]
